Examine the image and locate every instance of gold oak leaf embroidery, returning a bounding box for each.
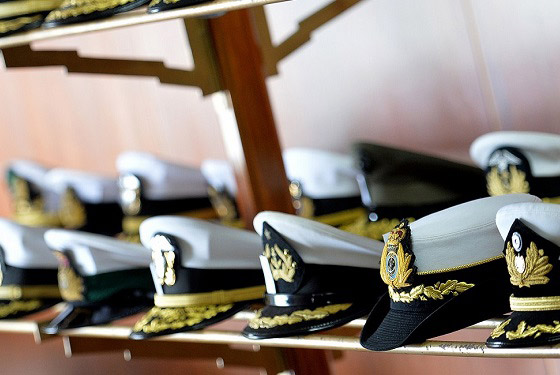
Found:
[506,241,552,287]
[487,166,530,196]
[490,319,511,339]
[263,244,296,283]
[388,280,474,303]
[58,189,87,229]
[506,320,560,340]
[380,224,413,288]
[248,304,351,329]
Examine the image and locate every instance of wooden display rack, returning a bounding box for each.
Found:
[3,0,550,373]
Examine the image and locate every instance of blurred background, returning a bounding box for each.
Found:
[1,0,560,373]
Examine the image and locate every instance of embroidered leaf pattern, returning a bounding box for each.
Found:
[506,320,560,340]
[490,319,511,339]
[248,304,351,329]
[388,280,474,303]
[264,244,297,283]
[506,241,552,287]
[487,166,530,196]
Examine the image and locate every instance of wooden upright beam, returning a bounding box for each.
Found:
[208,9,294,225]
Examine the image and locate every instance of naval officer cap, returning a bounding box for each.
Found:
[0,0,62,37]
[201,159,241,224]
[117,152,215,240]
[43,230,153,333]
[42,0,148,28]
[130,216,265,339]
[44,168,123,236]
[0,219,61,319]
[6,159,60,227]
[282,148,364,226]
[242,212,385,339]
[470,131,560,200]
[360,193,540,351]
[352,142,487,223]
[488,202,560,348]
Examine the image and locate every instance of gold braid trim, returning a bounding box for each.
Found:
[510,295,560,312]
[542,197,560,204]
[149,0,181,6]
[0,300,42,318]
[248,304,351,329]
[46,0,138,21]
[154,286,265,307]
[0,15,42,34]
[0,0,62,18]
[506,320,560,340]
[132,304,234,334]
[0,285,61,300]
[388,280,474,303]
[339,216,414,240]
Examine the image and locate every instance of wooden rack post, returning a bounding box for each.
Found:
[208,10,295,224]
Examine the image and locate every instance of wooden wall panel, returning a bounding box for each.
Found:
[470,0,560,132]
[266,0,494,162]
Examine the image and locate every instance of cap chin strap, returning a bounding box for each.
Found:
[153,285,265,308]
[0,285,61,300]
[510,295,560,311]
[265,292,354,307]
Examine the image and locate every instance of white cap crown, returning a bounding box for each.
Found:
[254,211,383,269]
[0,219,58,268]
[139,216,261,269]
[390,194,541,273]
[282,148,360,199]
[45,168,119,204]
[117,151,208,200]
[496,202,560,247]
[44,230,151,276]
[470,131,560,177]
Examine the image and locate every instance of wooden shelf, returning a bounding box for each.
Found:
[1,310,555,358]
[0,0,287,49]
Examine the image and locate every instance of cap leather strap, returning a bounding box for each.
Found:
[154,285,265,307]
[0,285,61,300]
[264,292,354,307]
[510,295,560,311]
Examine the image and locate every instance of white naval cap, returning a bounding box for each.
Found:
[139,216,261,270]
[0,219,58,268]
[43,229,151,276]
[44,168,119,204]
[7,159,49,188]
[7,159,60,211]
[384,194,541,273]
[282,148,360,199]
[201,159,237,196]
[116,151,208,200]
[496,202,560,247]
[254,211,383,269]
[470,131,560,177]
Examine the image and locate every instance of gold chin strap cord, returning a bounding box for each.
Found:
[0,0,62,18]
[0,285,61,300]
[510,295,560,312]
[154,285,265,308]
